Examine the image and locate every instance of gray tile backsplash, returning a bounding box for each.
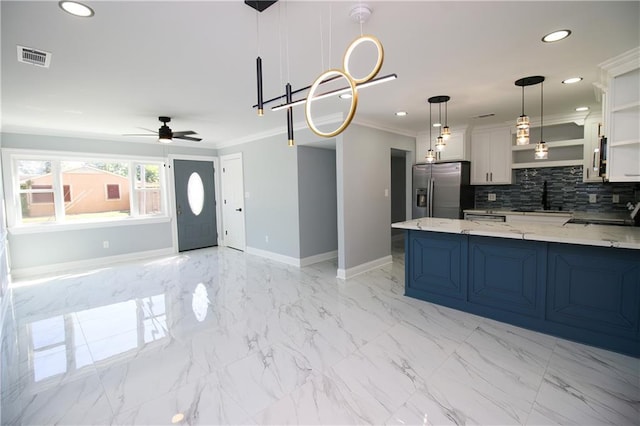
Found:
[475,166,640,212]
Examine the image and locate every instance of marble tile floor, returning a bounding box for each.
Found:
[1,245,638,425]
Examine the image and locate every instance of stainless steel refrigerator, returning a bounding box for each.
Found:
[412,161,474,219]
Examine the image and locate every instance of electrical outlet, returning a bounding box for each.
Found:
[265,235,269,243]
[488,193,496,201]
[612,194,620,203]
[589,194,597,203]
[384,188,389,197]
[103,240,109,249]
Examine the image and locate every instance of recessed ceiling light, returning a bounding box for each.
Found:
[395,111,408,117]
[575,106,589,112]
[339,93,352,99]
[562,77,583,84]
[59,1,94,17]
[432,123,441,128]
[542,29,571,43]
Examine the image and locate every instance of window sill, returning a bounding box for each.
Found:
[8,216,171,235]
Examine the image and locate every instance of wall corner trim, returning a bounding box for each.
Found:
[337,255,392,280]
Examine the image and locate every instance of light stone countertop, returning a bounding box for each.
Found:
[392,217,640,250]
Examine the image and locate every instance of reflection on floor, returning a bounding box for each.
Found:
[1,245,638,425]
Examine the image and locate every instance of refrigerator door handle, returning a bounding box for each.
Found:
[429,178,435,217]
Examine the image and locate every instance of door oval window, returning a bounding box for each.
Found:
[187,172,205,216]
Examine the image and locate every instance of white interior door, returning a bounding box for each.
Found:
[220,153,245,251]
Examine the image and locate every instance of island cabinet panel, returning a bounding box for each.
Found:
[468,236,546,319]
[405,230,467,303]
[546,243,640,343]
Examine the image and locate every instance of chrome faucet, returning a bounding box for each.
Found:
[541,180,550,210]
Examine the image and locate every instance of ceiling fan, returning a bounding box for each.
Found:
[124,116,202,143]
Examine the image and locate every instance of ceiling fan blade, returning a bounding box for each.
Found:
[175,135,202,142]
[138,127,159,133]
[122,133,157,136]
[172,130,196,136]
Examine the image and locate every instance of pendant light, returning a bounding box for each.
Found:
[428,95,450,156]
[435,102,445,151]
[442,100,451,141]
[515,76,544,147]
[516,84,530,145]
[534,79,548,159]
[426,102,436,163]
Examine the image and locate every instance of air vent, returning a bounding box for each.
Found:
[472,113,495,119]
[17,45,51,68]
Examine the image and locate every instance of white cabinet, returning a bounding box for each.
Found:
[416,127,469,163]
[583,114,603,182]
[600,47,640,182]
[470,126,511,184]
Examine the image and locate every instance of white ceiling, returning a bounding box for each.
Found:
[2,1,639,149]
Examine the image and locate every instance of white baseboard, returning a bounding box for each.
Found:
[10,248,175,280]
[299,250,338,267]
[337,255,393,280]
[245,247,338,268]
[246,246,301,267]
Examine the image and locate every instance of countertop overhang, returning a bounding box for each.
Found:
[392,217,640,250]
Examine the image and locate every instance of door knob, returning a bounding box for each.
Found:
[235,208,242,212]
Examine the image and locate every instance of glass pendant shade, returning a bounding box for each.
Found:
[534,141,548,159]
[516,127,530,145]
[442,125,451,140]
[435,135,446,151]
[425,149,436,163]
[516,115,530,130]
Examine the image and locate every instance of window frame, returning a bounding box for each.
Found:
[3,149,170,232]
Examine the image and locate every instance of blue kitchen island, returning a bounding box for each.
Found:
[392,218,640,357]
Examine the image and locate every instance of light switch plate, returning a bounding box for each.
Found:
[589,194,597,203]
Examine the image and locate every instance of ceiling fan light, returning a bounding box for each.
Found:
[158,137,172,144]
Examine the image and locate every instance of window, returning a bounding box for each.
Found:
[10,155,167,226]
[106,184,121,200]
[30,185,71,203]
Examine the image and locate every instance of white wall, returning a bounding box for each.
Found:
[337,124,415,276]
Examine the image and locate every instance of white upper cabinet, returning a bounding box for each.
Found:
[470,126,511,185]
[600,47,640,182]
[415,127,469,163]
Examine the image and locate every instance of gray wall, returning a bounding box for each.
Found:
[1,132,216,272]
[9,222,172,270]
[390,154,406,236]
[218,134,301,258]
[297,146,337,258]
[337,124,415,270]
